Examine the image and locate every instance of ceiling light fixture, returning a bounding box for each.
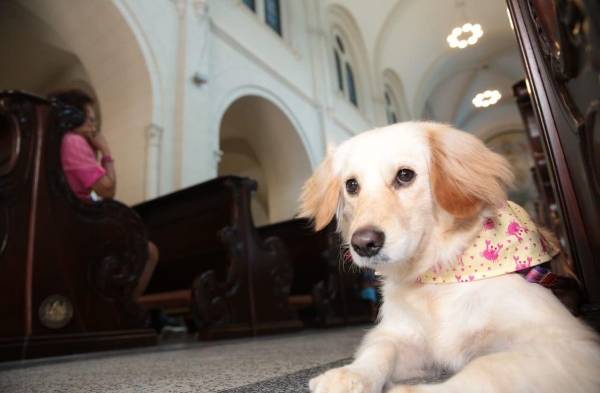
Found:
[472,90,502,108]
[447,23,484,49]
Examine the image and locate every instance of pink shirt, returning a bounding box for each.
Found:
[60,132,106,200]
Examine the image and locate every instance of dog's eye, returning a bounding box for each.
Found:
[345,178,359,195]
[394,168,415,187]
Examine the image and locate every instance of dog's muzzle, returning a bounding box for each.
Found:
[351,226,385,257]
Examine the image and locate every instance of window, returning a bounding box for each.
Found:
[335,36,345,53]
[243,0,282,37]
[346,63,357,107]
[242,0,256,12]
[264,0,281,36]
[384,85,399,124]
[333,34,359,108]
[334,51,343,92]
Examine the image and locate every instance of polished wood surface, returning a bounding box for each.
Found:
[134,176,302,339]
[258,219,374,326]
[0,91,156,361]
[508,0,600,324]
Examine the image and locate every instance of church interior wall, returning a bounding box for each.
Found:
[0,0,536,224]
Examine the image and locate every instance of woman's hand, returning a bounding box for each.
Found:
[88,133,112,157]
[88,132,117,199]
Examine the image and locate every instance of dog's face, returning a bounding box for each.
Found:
[299,122,513,273]
[328,125,434,268]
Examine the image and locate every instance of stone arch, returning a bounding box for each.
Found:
[0,0,158,204]
[460,102,523,136]
[327,4,375,121]
[414,42,520,120]
[373,0,520,120]
[484,128,538,215]
[218,94,312,225]
[381,69,410,123]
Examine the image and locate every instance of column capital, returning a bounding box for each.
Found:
[213,148,223,164]
[170,0,186,19]
[192,0,209,19]
[146,123,164,147]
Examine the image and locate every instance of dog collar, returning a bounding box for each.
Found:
[417,201,559,284]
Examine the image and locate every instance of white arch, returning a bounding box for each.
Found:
[15,0,160,204]
[382,69,410,122]
[112,0,164,128]
[413,40,519,120]
[460,102,524,139]
[327,4,376,122]
[217,91,313,222]
[212,84,316,168]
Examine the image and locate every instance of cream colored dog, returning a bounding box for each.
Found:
[300,122,600,393]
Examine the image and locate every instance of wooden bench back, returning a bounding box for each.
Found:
[0,91,155,360]
[135,178,244,293]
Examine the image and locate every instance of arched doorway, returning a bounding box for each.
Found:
[0,0,155,204]
[218,95,312,225]
[485,129,537,216]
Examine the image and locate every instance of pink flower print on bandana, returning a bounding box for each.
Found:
[481,239,503,262]
[507,220,529,241]
[417,201,559,285]
[483,218,495,230]
[514,256,532,271]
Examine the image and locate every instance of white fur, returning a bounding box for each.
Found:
[305,123,600,393]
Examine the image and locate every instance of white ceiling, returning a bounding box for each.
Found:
[327,0,525,136]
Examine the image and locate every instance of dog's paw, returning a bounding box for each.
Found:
[309,367,374,393]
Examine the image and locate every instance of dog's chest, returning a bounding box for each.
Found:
[383,284,496,366]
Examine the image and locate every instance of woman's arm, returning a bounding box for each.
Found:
[89,133,117,199]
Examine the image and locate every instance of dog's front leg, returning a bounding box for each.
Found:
[387,345,600,393]
[309,340,396,393]
[309,330,426,393]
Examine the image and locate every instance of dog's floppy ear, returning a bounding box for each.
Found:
[298,155,340,230]
[427,123,514,218]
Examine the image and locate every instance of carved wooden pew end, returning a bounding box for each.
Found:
[258,219,375,328]
[0,91,156,361]
[134,176,303,339]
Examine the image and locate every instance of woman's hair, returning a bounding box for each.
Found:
[49,89,94,114]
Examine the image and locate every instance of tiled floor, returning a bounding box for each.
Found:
[0,327,367,393]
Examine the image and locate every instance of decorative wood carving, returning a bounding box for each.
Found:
[508,0,600,321]
[257,219,374,327]
[135,176,302,339]
[192,270,233,329]
[0,91,156,361]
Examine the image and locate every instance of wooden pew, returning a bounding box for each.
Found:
[134,176,302,339]
[258,219,375,327]
[508,0,600,328]
[0,91,156,361]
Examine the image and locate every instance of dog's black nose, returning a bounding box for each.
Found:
[351,227,385,257]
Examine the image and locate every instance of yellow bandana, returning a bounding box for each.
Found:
[418,201,559,284]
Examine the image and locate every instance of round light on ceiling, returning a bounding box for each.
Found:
[447,23,484,49]
[472,90,502,108]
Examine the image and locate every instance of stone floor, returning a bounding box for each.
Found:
[0,327,367,393]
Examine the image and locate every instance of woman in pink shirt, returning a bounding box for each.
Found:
[53,90,158,300]
[57,91,116,201]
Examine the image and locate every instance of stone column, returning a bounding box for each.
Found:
[145,123,163,199]
[171,0,215,189]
